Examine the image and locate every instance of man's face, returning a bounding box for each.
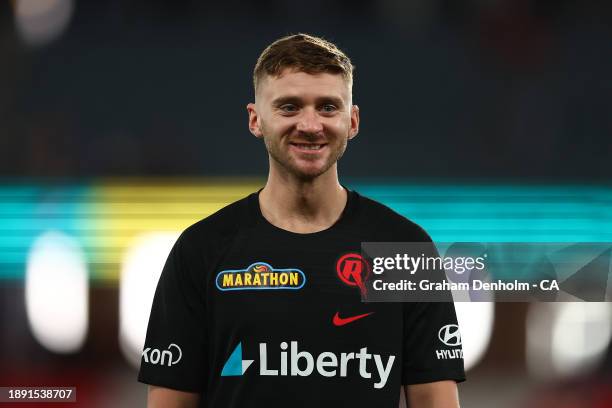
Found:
[247,69,359,180]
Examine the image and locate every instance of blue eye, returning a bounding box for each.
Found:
[321,104,337,113]
[280,104,298,112]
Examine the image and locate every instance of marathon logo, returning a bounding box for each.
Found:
[215,262,306,291]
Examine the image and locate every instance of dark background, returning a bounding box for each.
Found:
[1,0,611,180]
[1,1,611,407]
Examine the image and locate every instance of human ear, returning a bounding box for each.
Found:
[247,103,263,138]
[348,104,360,140]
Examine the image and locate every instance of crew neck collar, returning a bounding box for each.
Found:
[248,186,357,237]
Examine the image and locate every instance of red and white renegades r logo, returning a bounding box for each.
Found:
[336,253,370,296]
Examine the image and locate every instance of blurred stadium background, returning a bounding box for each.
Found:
[1,1,611,407]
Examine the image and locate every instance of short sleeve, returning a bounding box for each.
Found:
[401,302,466,384]
[137,231,208,392]
[400,226,466,384]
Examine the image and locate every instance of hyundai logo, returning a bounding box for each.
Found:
[438,324,462,346]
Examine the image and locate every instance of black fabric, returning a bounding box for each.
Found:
[138,189,465,407]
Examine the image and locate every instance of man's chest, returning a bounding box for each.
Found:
[204,241,404,349]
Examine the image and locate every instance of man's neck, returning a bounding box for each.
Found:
[259,165,347,234]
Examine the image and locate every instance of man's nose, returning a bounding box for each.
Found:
[296,108,324,134]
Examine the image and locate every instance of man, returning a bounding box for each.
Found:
[138,33,465,407]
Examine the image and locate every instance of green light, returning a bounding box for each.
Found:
[1,181,611,280]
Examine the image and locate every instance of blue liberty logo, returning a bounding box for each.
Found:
[221,342,253,376]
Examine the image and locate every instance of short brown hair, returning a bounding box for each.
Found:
[253,33,354,93]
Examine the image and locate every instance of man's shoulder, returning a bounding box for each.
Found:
[354,191,432,242]
[180,193,254,243]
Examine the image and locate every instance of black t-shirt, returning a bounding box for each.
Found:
[138,189,465,407]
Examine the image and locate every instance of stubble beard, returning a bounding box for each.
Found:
[261,120,348,181]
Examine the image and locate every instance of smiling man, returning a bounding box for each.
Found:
[138,34,465,408]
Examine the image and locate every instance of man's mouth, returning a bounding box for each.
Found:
[289,143,327,151]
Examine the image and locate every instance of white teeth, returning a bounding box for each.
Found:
[294,144,323,150]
